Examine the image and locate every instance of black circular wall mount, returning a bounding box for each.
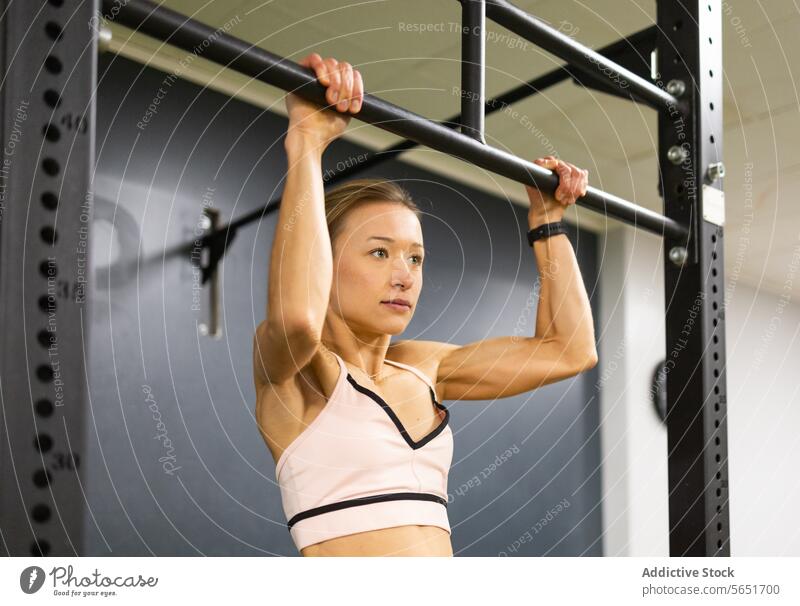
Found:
[650,359,667,423]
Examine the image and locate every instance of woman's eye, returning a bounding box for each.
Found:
[370,249,422,265]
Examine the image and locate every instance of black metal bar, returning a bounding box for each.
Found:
[194,26,659,278]
[196,62,568,267]
[657,0,729,556]
[316,23,656,189]
[494,25,658,111]
[564,26,657,104]
[194,27,658,281]
[195,26,658,282]
[484,0,679,111]
[570,58,653,104]
[460,0,486,142]
[102,0,686,241]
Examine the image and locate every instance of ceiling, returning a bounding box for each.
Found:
[108,0,800,296]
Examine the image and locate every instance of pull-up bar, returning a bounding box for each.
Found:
[100,0,688,241]
[184,25,659,285]
[483,0,679,111]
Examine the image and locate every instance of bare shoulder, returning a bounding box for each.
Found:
[387,339,460,367]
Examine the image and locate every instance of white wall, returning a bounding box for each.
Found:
[597,226,669,556]
[725,277,800,555]
[596,224,800,556]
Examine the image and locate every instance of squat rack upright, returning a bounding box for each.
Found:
[0,0,729,557]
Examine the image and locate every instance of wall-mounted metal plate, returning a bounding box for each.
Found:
[702,184,725,227]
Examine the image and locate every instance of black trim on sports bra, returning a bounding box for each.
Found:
[287,491,447,529]
[346,374,450,449]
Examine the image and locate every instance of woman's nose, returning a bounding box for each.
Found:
[391,260,413,284]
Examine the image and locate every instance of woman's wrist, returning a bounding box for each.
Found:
[284,130,327,159]
[528,212,564,230]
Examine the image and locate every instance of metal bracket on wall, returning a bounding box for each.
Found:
[193,207,227,338]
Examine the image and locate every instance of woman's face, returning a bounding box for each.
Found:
[330,201,424,336]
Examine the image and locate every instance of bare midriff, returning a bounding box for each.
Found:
[300,524,452,557]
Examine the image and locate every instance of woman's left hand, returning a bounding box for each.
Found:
[525,156,588,223]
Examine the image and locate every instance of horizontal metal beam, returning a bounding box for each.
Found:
[100,0,687,241]
[207,25,659,241]
[484,0,679,111]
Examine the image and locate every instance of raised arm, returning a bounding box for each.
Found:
[393,157,597,401]
[526,156,595,352]
[253,54,364,386]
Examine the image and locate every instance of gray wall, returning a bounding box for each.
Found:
[84,53,602,556]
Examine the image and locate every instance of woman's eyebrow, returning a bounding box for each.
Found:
[367,236,424,250]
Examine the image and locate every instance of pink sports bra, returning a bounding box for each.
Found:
[275,351,453,552]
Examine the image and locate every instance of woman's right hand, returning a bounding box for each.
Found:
[285,53,364,153]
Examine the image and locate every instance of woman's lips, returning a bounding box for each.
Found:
[381,301,411,312]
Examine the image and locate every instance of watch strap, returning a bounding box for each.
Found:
[527,221,568,246]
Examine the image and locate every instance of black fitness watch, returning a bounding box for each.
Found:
[527,221,568,246]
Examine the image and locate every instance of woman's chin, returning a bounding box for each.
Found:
[377,318,411,336]
[387,325,408,336]
[348,308,412,335]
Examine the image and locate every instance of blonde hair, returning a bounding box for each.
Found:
[324,178,421,251]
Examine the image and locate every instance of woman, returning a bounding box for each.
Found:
[253,53,597,556]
